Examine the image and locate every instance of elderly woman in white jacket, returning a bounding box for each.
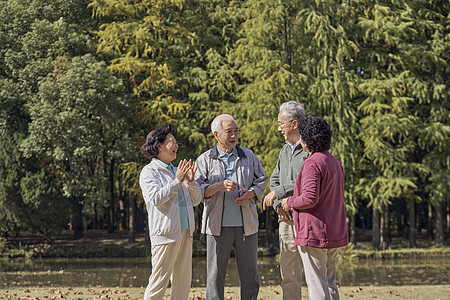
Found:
[139,125,202,300]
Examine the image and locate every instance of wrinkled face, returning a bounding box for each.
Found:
[277,111,297,142]
[214,119,238,152]
[156,133,178,164]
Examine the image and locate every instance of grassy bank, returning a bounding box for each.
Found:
[1,285,449,300]
[1,230,449,260]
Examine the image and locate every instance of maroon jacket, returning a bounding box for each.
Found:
[287,151,348,249]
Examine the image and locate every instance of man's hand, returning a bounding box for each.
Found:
[221,180,238,192]
[263,191,276,210]
[235,189,256,206]
[277,206,292,223]
[204,179,237,198]
[281,198,291,212]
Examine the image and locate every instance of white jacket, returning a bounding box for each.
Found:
[139,159,202,245]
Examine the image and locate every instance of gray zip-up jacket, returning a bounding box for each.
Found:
[195,145,268,237]
[270,143,308,212]
[139,159,202,245]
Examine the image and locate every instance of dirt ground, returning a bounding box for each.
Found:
[1,285,449,300]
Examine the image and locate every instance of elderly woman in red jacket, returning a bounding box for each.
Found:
[282,116,348,300]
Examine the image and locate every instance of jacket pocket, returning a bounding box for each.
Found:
[295,217,309,239]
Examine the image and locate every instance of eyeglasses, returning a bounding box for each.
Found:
[278,120,294,129]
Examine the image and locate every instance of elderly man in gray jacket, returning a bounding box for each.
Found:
[195,114,267,300]
[263,101,308,299]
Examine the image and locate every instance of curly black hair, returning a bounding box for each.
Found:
[298,116,332,153]
[141,125,172,160]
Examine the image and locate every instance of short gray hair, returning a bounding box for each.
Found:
[211,114,238,133]
[279,101,306,123]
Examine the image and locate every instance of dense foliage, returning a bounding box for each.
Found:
[1,0,448,247]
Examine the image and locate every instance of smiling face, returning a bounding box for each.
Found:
[278,111,300,144]
[214,118,238,154]
[156,133,178,164]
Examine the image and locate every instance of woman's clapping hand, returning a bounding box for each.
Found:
[176,159,197,182]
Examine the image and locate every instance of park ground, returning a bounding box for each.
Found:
[1,230,449,299]
[1,285,449,299]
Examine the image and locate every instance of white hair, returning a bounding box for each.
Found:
[211,114,238,133]
[279,101,306,123]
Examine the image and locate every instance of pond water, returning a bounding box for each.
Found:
[1,256,449,288]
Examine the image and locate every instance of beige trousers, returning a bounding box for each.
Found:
[144,230,192,300]
[299,246,339,300]
[279,220,303,300]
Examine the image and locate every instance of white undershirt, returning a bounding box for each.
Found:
[287,140,301,154]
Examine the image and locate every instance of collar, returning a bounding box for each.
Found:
[209,144,246,159]
[217,146,238,158]
[286,140,302,154]
[154,158,173,170]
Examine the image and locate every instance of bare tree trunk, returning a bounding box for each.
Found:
[118,175,127,231]
[408,200,416,248]
[435,201,445,246]
[385,205,391,242]
[107,157,115,233]
[265,210,272,246]
[372,206,380,249]
[71,197,83,239]
[128,196,136,243]
[119,197,126,231]
[350,212,356,245]
[427,201,434,240]
[446,201,449,236]
[93,203,98,230]
[380,204,386,250]
[397,201,403,237]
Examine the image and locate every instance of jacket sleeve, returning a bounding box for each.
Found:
[248,152,268,204]
[286,161,320,210]
[187,181,202,206]
[273,178,296,211]
[139,167,181,207]
[270,150,285,210]
[272,149,307,210]
[194,153,214,203]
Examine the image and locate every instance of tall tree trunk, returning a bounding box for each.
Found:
[396,200,404,237]
[372,206,380,249]
[108,157,115,233]
[144,217,151,257]
[380,203,385,249]
[385,205,391,242]
[93,203,98,230]
[119,175,126,231]
[435,201,444,246]
[128,196,136,243]
[71,197,83,239]
[119,196,126,231]
[350,211,356,245]
[408,200,416,248]
[427,201,434,240]
[446,201,449,236]
[265,210,272,246]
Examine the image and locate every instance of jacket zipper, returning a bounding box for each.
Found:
[236,157,246,242]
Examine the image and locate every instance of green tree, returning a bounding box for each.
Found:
[1,0,137,238]
[402,0,449,246]
[357,0,449,247]
[22,54,134,238]
[231,0,364,243]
